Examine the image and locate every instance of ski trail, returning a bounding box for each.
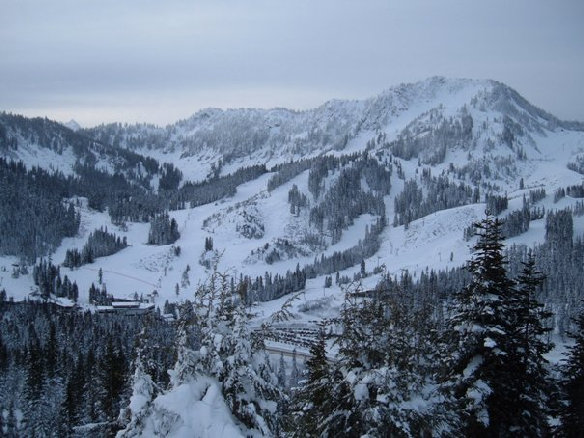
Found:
[82,267,158,287]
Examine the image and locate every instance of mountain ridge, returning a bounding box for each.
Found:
[76,77,583,181]
[2,76,584,358]
[3,77,584,195]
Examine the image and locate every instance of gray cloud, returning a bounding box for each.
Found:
[1,0,583,126]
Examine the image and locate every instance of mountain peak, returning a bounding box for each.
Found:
[63,119,81,132]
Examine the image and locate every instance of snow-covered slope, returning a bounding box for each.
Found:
[2,77,584,436]
[2,77,584,314]
[81,77,583,181]
[0,112,161,185]
[120,378,244,438]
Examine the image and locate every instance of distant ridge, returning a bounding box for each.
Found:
[63,119,81,131]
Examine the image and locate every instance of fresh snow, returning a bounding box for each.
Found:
[128,378,244,438]
[2,76,584,436]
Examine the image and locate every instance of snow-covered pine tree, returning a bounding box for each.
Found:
[321,281,448,437]
[169,300,199,387]
[191,269,284,434]
[504,252,553,435]
[22,327,67,436]
[290,349,300,388]
[119,268,284,436]
[117,326,158,437]
[441,215,531,436]
[96,336,128,422]
[62,353,85,431]
[217,283,283,435]
[147,211,180,245]
[290,326,332,436]
[277,353,287,387]
[5,403,18,437]
[559,308,584,437]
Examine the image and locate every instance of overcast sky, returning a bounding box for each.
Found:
[1,0,583,127]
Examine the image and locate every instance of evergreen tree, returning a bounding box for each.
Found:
[559,309,584,437]
[319,281,448,437]
[5,403,18,437]
[207,268,283,435]
[128,268,284,436]
[291,326,332,436]
[442,216,549,436]
[147,212,180,245]
[117,334,157,437]
[290,349,300,388]
[169,300,198,387]
[504,253,553,435]
[277,352,287,387]
[63,355,85,429]
[98,336,127,420]
[45,322,58,379]
[23,328,65,436]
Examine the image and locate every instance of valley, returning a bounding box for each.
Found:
[2,77,584,436]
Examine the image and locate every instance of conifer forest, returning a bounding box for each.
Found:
[2,74,584,436]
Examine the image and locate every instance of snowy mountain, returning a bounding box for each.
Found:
[82,77,583,181]
[2,77,584,436]
[2,76,584,314]
[63,119,82,132]
[0,112,160,183]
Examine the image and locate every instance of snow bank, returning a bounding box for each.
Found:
[123,378,244,438]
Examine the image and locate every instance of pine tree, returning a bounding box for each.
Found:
[63,356,84,429]
[442,216,518,435]
[181,265,190,288]
[83,348,100,424]
[45,322,58,379]
[5,403,18,437]
[291,326,331,436]
[98,336,127,420]
[219,293,283,435]
[559,309,584,437]
[290,349,300,388]
[324,279,451,437]
[169,300,198,387]
[148,212,180,245]
[504,253,553,435]
[25,332,44,402]
[277,352,287,387]
[117,331,157,437]
[154,268,284,436]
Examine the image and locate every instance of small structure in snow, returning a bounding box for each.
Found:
[96,299,154,315]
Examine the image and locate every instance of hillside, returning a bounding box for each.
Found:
[81,77,583,182]
[1,78,583,315]
[2,77,584,436]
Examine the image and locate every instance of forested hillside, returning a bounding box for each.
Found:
[1,77,584,436]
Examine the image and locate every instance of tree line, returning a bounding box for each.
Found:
[2,216,583,436]
[63,227,128,268]
[289,216,584,436]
